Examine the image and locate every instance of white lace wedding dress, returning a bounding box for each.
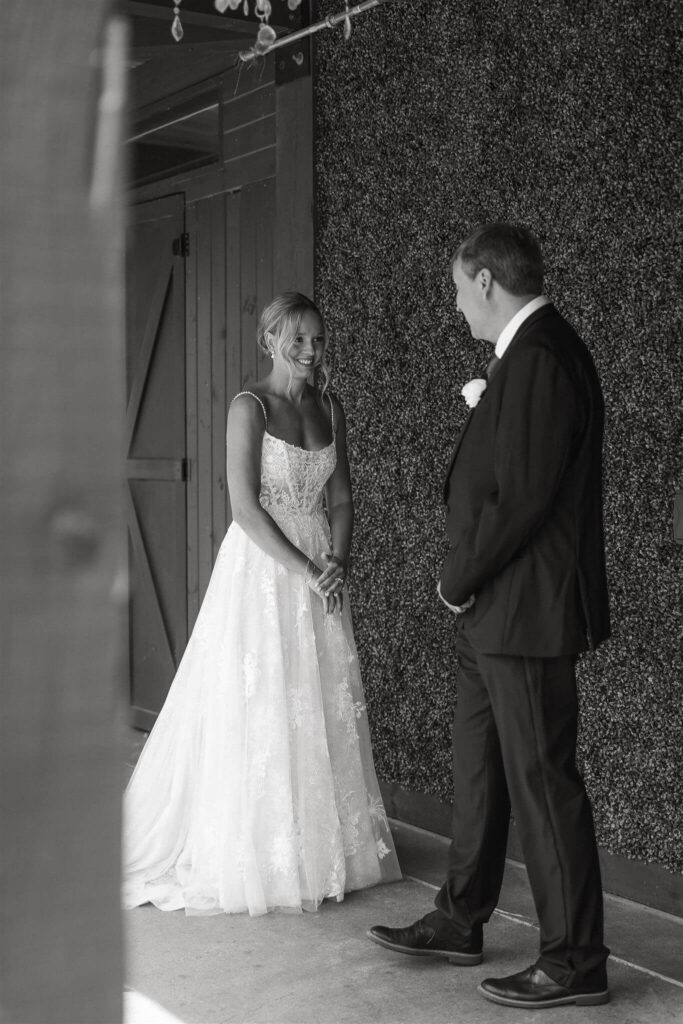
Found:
[123,392,401,916]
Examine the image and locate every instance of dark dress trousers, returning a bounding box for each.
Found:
[436,303,611,989]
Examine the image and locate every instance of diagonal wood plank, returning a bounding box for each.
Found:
[126,483,177,681]
[126,261,174,452]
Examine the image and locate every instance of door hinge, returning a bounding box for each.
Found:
[181,458,189,482]
[172,233,190,258]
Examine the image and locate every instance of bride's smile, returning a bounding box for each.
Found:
[281,309,326,379]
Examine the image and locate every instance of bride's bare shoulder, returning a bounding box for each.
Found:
[228,389,268,434]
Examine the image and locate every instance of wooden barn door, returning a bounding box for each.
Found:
[125,180,275,723]
[126,193,188,728]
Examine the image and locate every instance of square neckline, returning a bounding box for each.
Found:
[264,431,336,454]
[235,390,335,454]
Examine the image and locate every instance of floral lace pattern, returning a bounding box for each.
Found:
[123,428,401,916]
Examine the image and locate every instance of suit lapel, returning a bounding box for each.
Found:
[443,408,474,500]
[442,305,558,501]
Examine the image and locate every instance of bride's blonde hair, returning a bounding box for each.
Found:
[257,292,331,398]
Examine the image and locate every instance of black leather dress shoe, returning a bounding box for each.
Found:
[478,964,609,1008]
[366,915,483,965]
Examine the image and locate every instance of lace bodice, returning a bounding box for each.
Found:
[260,433,336,520]
[233,391,337,529]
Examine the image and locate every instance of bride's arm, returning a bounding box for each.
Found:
[226,395,321,580]
[320,395,354,591]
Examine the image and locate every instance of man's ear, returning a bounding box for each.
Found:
[476,268,493,296]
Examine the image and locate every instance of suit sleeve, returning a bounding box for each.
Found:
[440,348,579,606]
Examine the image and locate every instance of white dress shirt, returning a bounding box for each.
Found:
[495,295,550,359]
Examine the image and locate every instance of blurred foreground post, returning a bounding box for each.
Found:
[0,4,126,1022]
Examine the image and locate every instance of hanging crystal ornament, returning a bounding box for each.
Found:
[214,0,302,20]
[171,0,184,41]
[213,0,302,25]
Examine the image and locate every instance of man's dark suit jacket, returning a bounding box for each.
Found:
[441,303,610,657]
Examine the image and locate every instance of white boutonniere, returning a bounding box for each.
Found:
[461,378,487,408]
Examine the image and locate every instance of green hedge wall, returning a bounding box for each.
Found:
[313,0,683,871]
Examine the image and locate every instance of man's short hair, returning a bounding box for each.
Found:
[453,223,544,295]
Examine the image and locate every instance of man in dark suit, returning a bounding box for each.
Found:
[368,224,611,1009]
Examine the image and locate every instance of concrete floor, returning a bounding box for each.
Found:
[125,818,683,1024]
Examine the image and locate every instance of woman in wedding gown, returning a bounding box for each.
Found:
[123,292,401,916]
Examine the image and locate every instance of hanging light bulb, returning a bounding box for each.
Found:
[254,22,277,53]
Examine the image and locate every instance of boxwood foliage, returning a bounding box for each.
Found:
[312,0,682,871]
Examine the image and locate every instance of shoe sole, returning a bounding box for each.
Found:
[477,985,610,1008]
[366,930,483,966]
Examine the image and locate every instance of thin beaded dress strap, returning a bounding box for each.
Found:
[233,390,267,426]
[327,393,335,435]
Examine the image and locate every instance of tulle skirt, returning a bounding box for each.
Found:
[122,517,401,916]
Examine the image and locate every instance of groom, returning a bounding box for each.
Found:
[368,224,611,1009]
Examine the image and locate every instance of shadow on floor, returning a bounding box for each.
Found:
[125,815,683,1024]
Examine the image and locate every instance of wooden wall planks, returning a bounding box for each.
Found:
[222,80,276,131]
[195,198,216,602]
[131,62,277,206]
[185,180,275,619]
[239,185,260,389]
[211,193,229,567]
[185,200,201,625]
[275,74,313,297]
[223,115,276,162]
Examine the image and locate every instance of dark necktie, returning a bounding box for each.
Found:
[486,354,501,380]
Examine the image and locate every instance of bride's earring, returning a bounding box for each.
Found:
[265,332,275,357]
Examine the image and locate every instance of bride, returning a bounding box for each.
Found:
[123,291,401,916]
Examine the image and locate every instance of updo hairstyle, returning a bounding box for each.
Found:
[257,292,331,396]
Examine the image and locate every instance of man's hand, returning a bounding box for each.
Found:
[437,581,475,615]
